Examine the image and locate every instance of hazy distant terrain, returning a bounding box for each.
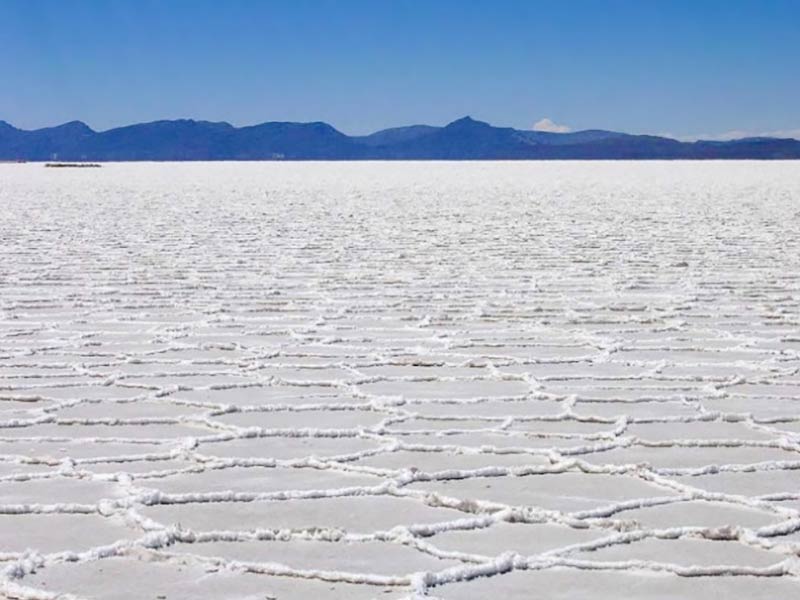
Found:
[1,162,799,599]
[2,116,800,160]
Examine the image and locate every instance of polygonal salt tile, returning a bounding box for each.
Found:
[79,459,195,476]
[771,421,800,435]
[509,419,617,435]
[572,400,697,419]
[98,362,234,376]
[78,342,174,354]
[0,355,81,368]
[21,556,407,599]
[614,500,779,529]
[543,385,689,401]
[701,397,800,419]
[0,375,93,388]
[0,422,214,440]
[173,334,295,349]
[148,465,381,495]
[1,386,146,401]
[259,356,349,368]
[357,364,487,378]
[616,349,767,365]
[673,470,800,497]
[0,460,55,478]
[120,374,255,388]
[0,366,78,378]
[256,367,358,383]
[727,383,800,398]
[142,495,466,533]
[500,362,645,379]
[64,322,154,334]
[627,421,774,442]
[0,439,177,461]
[151,348,256,361]
[0,513,137,554]
[395,431,591,450]
[452,345,597,361]
[196,435,384,461]
[578,536,783,568]
[0,476,122,505]
[0,399,58,420]
[335,329,436,343]
[552,378,692,391]
[354,449,549,472]
[168,538,459,577]
[584,445,798,470]
[358,379,530,400]
[53,399,206,419]
[429,521,602,557]
[385,418,506,433]
[174,385,351,407]
[214,408,387,430]
[407,472,672,513]
[434,563,800,599]
[409,398,564,418]
[658,364,770,379]
[279,343,377,358]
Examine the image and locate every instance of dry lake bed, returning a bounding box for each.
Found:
[0,161,799,598]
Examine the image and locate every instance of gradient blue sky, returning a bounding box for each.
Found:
[1,0,798,138]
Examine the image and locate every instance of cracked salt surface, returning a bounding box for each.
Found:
[0,161,799,599]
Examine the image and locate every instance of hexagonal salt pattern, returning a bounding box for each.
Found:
[1,162,799,597]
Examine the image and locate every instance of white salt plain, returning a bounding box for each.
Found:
[0,161,799,598]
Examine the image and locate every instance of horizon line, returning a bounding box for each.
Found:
[3,115,800,143]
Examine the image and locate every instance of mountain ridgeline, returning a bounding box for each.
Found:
[2,116,799,161]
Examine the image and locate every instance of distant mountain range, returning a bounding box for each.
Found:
[2,116,799,161]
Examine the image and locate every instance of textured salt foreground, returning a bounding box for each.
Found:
[0,161,799,599]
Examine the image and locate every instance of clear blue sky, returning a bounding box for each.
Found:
[1,0,798,138]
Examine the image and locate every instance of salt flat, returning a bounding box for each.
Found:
[0,161,799,599]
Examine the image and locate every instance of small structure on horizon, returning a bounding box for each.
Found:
[45,163,102,168]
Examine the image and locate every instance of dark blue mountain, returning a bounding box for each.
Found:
[354,125,439,147]
[1,116,798,161]
[233,121,362,159]
[0,120,95,160]
[82,119,235,161]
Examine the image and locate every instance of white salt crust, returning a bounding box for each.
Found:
[0,161,799,599]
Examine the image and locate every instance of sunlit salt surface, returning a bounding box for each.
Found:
[1,161,799,599]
